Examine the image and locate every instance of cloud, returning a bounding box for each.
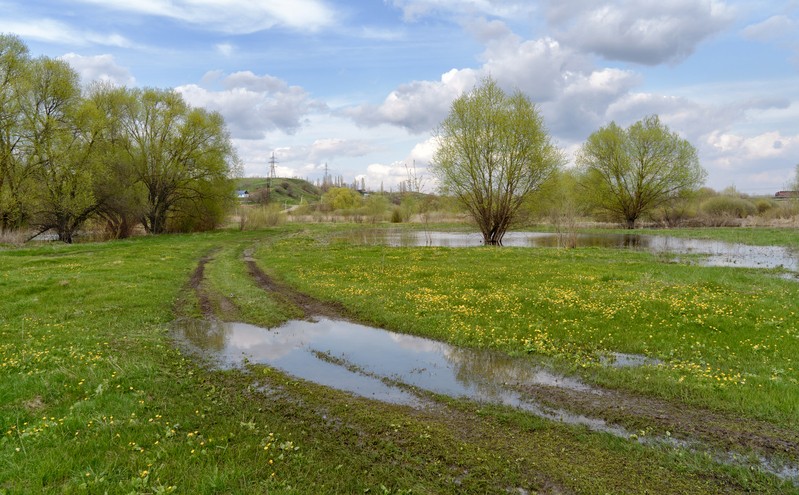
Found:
[547,0,735,65]
[343,71,477,133]
[215,43,235,57]
[344,22,587,133]
[0,18,134,47]
[176,71,327,138]
[389,0,537,22]
[72,0,338,34]
[59,53,135,87]
[544,68,641,138]
[742,14,797,42]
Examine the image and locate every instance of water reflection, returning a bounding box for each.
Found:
[172,317,799,484]
[172,316,628,435]
[339,230,799,271]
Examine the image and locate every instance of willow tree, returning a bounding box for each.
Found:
[0,34,31,232]
[118,88,238,234]
[577,115,706,229]
[432,78,562,245]
[23,57,102,243]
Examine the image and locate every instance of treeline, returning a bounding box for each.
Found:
[0,35,238,243]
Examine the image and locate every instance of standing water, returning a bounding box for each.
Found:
[339,230,799,272]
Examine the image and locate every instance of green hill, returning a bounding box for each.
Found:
[236,177,322,205]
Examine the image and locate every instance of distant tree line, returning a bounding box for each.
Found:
[0,34,238,242]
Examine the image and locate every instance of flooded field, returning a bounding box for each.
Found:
[340,229,799,272]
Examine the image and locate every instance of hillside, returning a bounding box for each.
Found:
[236,177,322,206]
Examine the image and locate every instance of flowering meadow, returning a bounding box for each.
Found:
[1,226,796,493]
[259,231,799,426]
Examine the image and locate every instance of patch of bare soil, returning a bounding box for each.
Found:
[184,249,236,320]
[243,250,350,320]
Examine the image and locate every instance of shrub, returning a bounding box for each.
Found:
[699,196,756,224]
[240,204,285,230]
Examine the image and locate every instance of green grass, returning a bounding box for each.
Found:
[257,228,799,427]
[1,225,797,493]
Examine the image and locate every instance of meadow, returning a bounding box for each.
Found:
[1,225,798,494]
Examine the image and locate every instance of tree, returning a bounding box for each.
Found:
[85,83,146,239]
[118,88,238,234]
[23,57,103,243]
[577,115,706,229]
[0,34,32,232]
[432,78,563,245]
[321,186,362,211]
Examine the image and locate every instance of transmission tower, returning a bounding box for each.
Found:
[266,152,277,202]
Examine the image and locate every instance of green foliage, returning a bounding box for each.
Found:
[0,37,239,241]
[119,88,238,234]
[432,77,563,244]
[577,115,707,229]
[364,193,390,222]
[321,186,362,211]
[700,195,757,220]
[237,177,321,206]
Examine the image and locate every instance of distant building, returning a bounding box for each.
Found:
[236,190,250,199]
[775,190,799,199]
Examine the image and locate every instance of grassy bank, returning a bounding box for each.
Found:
[1,225,797,493]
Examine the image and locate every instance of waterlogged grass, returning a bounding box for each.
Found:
[1,226,797,493]
[594,226,799,248]
[258,229,799,427]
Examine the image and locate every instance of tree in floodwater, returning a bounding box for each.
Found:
[577,115,706,229]
[118,88,238,234]
[432,78,562,245]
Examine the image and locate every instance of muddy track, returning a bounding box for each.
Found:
[186,252,215,318]
[184,248,236,320]
[517,382,799,459]
[243,249,351,320]
[188,250,799,474]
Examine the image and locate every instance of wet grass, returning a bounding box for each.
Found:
[257,228,799,428]
[593,226,799,248]
[1,225,797,493]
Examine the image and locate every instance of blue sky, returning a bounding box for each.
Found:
[3,0,798,194]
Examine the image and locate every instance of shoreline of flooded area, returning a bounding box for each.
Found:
[337,229,799,272]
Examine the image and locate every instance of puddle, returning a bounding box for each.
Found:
[339,230,799,272]
[601,352,663,368]
[172,316,799,485]
[171,316,627,436]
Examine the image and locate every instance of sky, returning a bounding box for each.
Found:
[2,0,798,194]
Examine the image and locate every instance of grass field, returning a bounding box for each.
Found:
[2,225,798,493]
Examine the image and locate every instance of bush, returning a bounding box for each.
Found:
[239,204,285,230]
[390,207,403,223]
[699,196,756,224]
[699,196,755,218]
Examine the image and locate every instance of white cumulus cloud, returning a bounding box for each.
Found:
[177,71,327,139]
[59,53,135,87]
[547,0,735,65]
